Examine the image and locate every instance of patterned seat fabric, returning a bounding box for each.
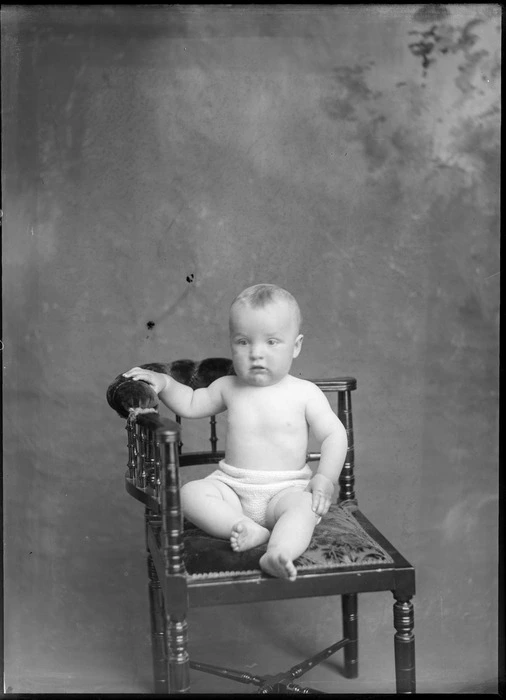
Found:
[182,503,393,579]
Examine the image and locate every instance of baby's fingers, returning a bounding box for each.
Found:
[319,499,331,516]
[313,494,331,517]
[124,371,153,383]
[311,491,324,515]
[122,367,143,378]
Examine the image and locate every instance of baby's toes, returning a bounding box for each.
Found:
[230,525,243,550]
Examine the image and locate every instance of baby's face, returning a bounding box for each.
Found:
[229,301,303,387]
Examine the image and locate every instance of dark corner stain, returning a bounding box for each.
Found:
[408,25,438,73]
[146,321,155,330]
[6,687,13,694]
[408,15,489,79]
[413,4,450,24]
[186,273,195,283]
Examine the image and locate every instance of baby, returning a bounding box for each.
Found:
[123,284,347,580]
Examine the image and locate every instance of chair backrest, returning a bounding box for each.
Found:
[123,359,357,509]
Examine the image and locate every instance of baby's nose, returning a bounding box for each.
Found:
[250,345,264,359]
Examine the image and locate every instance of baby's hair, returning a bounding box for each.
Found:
[230,284,302,332]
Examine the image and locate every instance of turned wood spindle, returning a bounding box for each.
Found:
[134,423,142,488]
[137,425,148,489]
[337,389,356,504]
[167,618,190,692]
[154,438,162,501]
[342,593,358,678]
[393,598,416,694]
[126,417,136,480]
[160,434,185,576]
[210,415,218,453]
[147,550,168,693]
[159,423,189,692]
[145,428,157,488]
[175,415,183,453]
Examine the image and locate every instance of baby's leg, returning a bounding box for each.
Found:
[259,490,318,581]
[181,479,270,549]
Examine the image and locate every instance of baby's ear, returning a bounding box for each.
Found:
[293,334,304,358]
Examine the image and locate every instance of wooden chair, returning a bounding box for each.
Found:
[107,358,415,694]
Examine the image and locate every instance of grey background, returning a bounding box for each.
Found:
[2,4,500,693]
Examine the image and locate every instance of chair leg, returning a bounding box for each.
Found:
[167,616,190,692]
[341,594,358,678]
[147,554,168,693]
[393,595,416,694]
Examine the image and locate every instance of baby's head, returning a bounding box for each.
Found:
[229,284,303,387]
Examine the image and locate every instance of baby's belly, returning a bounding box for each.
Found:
[225,431,308,472]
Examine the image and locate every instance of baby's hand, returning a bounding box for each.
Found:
[306,473,335,517]
[122,367,168,395]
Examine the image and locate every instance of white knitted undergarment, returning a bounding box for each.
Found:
[205,460,315,527]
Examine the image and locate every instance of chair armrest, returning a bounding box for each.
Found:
[106,358,235,418]
[107,363,171,419]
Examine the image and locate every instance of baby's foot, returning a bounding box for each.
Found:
[230,520,270,552]
[259,549,297,581]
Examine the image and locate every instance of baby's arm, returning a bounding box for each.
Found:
[305,384,348,516]
[122,367,228,418]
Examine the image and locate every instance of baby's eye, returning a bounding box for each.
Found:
[267,339,279,346]
[235,339,248,346]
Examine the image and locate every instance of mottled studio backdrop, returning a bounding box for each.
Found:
[2,4,500,693]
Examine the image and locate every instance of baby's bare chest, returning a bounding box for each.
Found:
[226,391,307,434]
